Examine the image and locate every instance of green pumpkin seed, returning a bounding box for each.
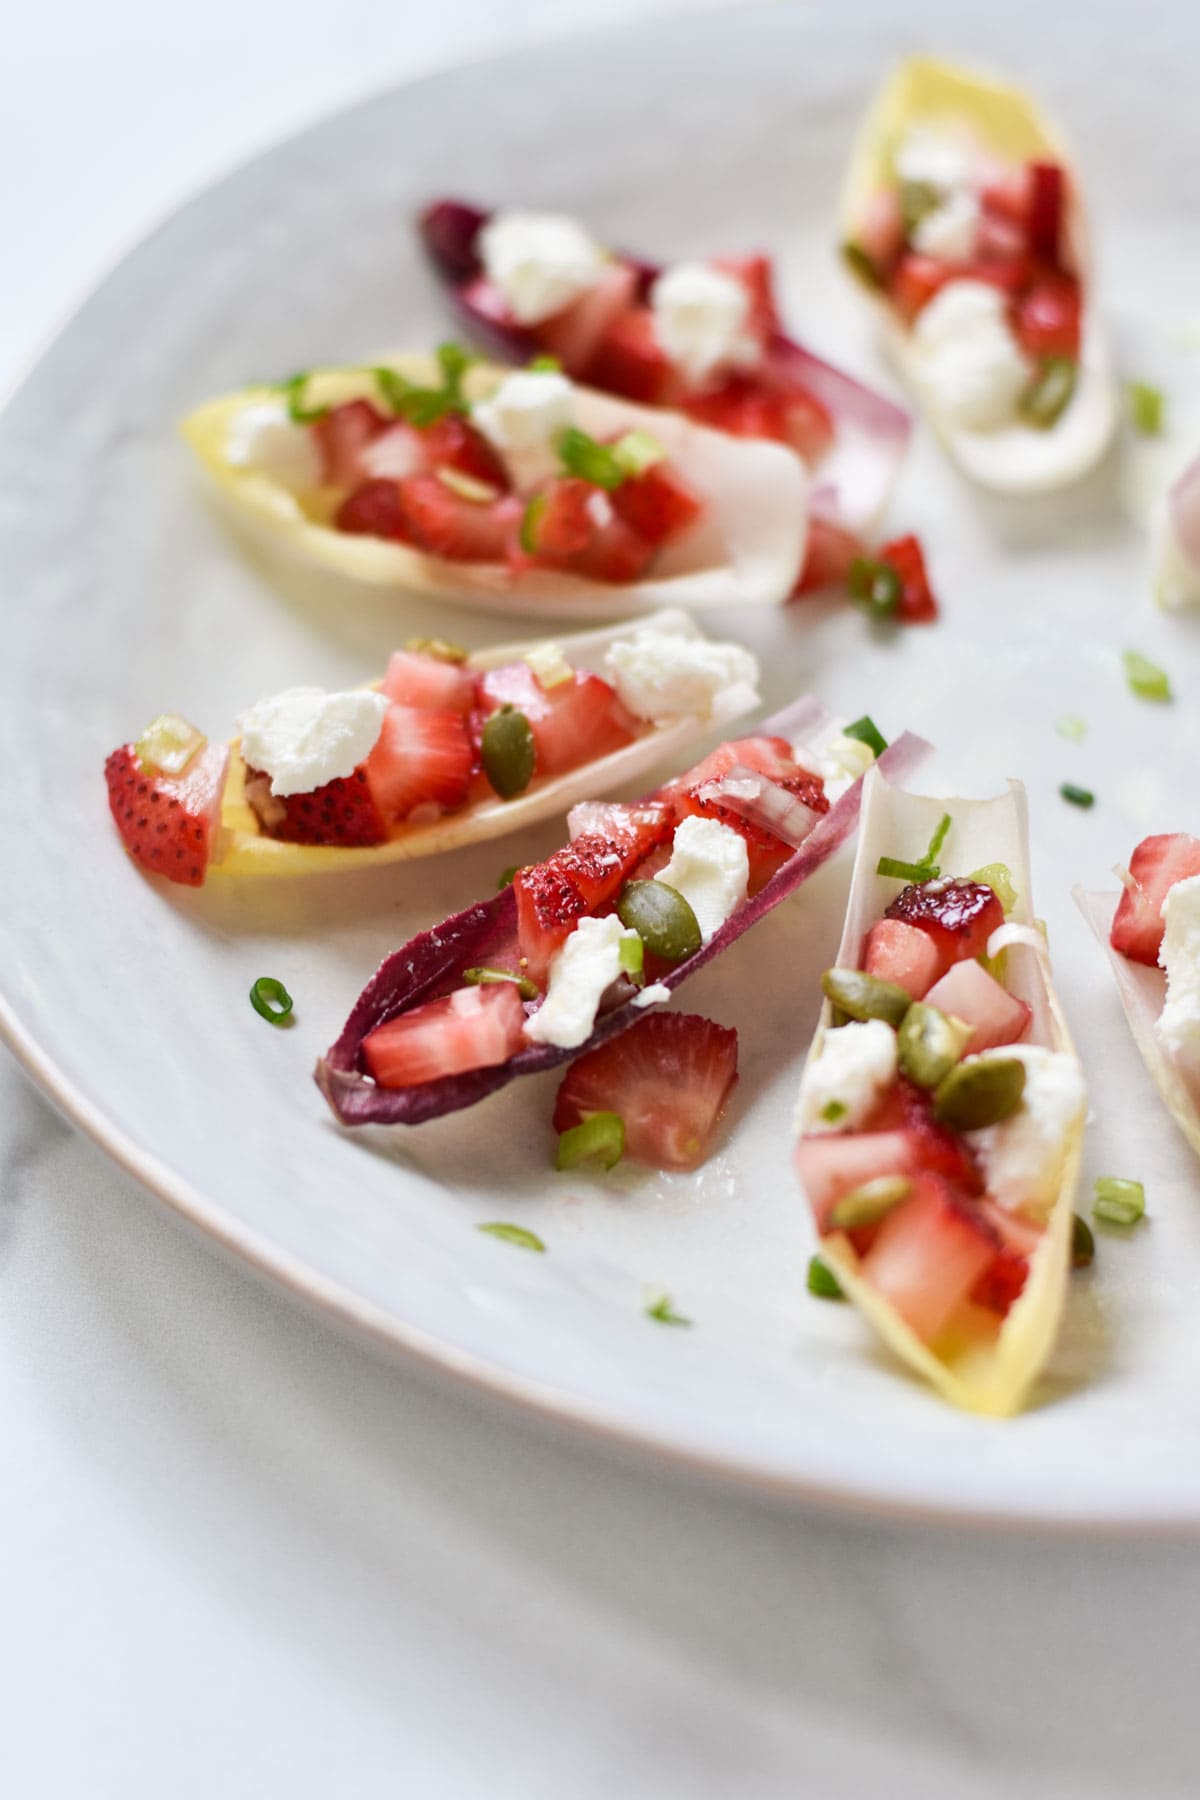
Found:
[616,880,702,963]
[481,705,536,799]
[827,1176,912,1232]
[821,967,911,1029]
[897,1003,973,1090]
[933,1055,1026,1131]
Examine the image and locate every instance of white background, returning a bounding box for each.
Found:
[6,3,1200,1796]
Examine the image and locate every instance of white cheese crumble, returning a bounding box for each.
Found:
[912,186,981,262]
[225,400,322,491]
[893,123,977,194]
[1156,873,1200,1069]
[965,1046,1086,1221]
[478,210,608,325]
[238,686,389,798]
[656,816,749,944]
[603,630,759,723]
[472,369,574,493]
[650,262,759,387]
[796,1019,899,1134]
[912,279,1032,432]
[523,914,642,1050]
[633,982,672,1009]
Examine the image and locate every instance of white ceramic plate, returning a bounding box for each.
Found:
[5,1,1200,1530]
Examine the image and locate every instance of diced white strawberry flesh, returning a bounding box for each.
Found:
[796,1129,915,1232]
[862,918,942,998]
[365,705,472,821]
[859,1174,999,1345]
[923,959,1032,1051]
[362,982,526,1088]
[382,649,477,714]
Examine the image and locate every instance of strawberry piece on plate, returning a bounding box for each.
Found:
[382,648,477,715]
[362,982,527,1089]
[312,399,390,487]
[923,959,1032,1051]
[516,815,670,981]
[105,740,229,887]
[885,879,1005,971]
[395,477,519,562]
[878,533,939,624]
[366,705,473,822]
[1110,833,1200,966]
[245,764,388,847]
[336,478,408,540]
[611,461,703,546]
[862,919,942,999]
[478,663,636,777]
[553,1011,739,1171]
[859,1171,1001,1345]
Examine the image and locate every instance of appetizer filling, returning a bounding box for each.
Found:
[1110,833,1200,1072]
[845,124,1083,433]
[797,855,1083,1348]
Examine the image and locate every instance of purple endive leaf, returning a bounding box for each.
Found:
[418,199,489,283]
[1170,451,1200,568]
[315,706,931,1127]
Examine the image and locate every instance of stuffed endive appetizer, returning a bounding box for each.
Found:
[839,56,1116,494]
[317,701,928,1127]
[103,611,761,886]
[1077,833,1200,1157]
[181,350,807,620]
[795,771,1086,1416]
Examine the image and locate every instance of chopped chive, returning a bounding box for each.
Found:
[249,976,294,1025]
[1060,783,1095,809]
[848,556,901,621]
[612,429,666,478]
[558,426,626,490]
[1123,649,1172,702]
[968,862,1018,913]
[519,493,547,555]
[462,966,539,1001]
[1056,714,1087,742]
[807,1255,845,1301]
[1126,380,1165,437]
[645,1293,692,1327]
[497,865,520,890]
[876,855,933,882]
[923,812,952,867]
[821,1099,848,1124]
[842,715,888,758]
[555,1111,625,1173]
[841,241,883,291]
[1093,1177,1145,1228]
[618,936,645,982]
[477,1221,545,1252]
[528,353,562,372]
[1019,356,1077,429]
[280,371,329,425]
[373,342,473,426]
[1071,1213,1096,1268]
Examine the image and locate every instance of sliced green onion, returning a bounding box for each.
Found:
[556,1112,625,1173]
[807,1255,845,1301]
[497,865,520,890]
[1071,1213,1096,1268]
[280,372,329,425]
[1056,714,1087,742]
[558,426,625,490]
[462,966,539,1001]
[1093,1177,1145,1228]
[842,715,888,758]
[848,556,901,621]
[618,936,645,982]
[923,812,952,868]
[1126,380,1165,437]
[249,976,293,1025]
[477,1221,545,1252]
[827,1176,912,1231]
[841,242,883,291]
[821,1099,848,1124]
[134,713,205,777]
[612,429,666,477]
[968,862,1018,914]
[876,855,933,882]
[645,1293,692,1327]
[373,342,473,426]
[528,353,562,373]
[436,340,474,396]
[519,493,547,556]
[1019,357,1077,429]
[1060,783,1095,809]
[1123,649,1172,702]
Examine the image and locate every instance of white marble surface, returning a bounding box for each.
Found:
[5,3,1200,1795]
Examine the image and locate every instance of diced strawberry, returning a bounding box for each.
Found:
[974,209,1029,267]
[336,478,408,540]
[684,376,790,442]
[419,414,511,491]
[890,255,1025,324]
[1026,161,1066,263]
[362,982,526,1089]
[671,782,793,894]
[923,960,1032,1052]
[553,1011,738,1171]
[1014,271,1081,359]
[885,880,1005,971]
[395,477,519,563]
[781,388,836,467]
[478,663,636,777]
[1110,833,1200,966]
[854,189,905,278]
[567,798,671,843]
[797,1129,916,1232]
[879,533,939,625]
[382,649,477,715]
[970,1246,1029,1318]
[516,815,671,981]
[859,1171,1001,1344]
[540,263,639,374]
[981,165,1032,227]
[713,253,781,336]
[895,1079,984,1195]
[518,478,597,560]
[610,460,703,546]
[668,735,800,793]
[793,516,865,596]
[105,740,229,886]
[586,304,678,406]
[862,918,942,999]
[365,705,473,822]
[358,422,425,482]
[245,764,387,847]
[311,399,390,487]
[568,514,657,583]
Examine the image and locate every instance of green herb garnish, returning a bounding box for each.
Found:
[249,976,294,1025]
[848,556,901,621]
[612,429,665,478]
[1123,649,1172,702]
[618,936,645,983]
[374,342,474,426]
[1093,1177,1145,1228]
[279,372,329,425]
[1060,783,1095,809]
[968,862,1018,914]
[497,865,520,890]
[528,353,562,372]
[1126,381,1165,437]
[821,1099,848,1124]
[646,1293,692,1327]
[558,426,626,491]
[1056,714,1087,742]
[842,715,888,758]
[556,1112,625,1173]
[1019,357,1077,429]
[462,966,539,1001]
[807,1256,845,1301]
[478,1222,545,1252]
[877,812,952,884]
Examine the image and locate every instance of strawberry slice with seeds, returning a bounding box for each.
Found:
[859,1171,1001,1345]
[366,705,473,822]
[395,477,520,562]
[1110,833,1200,966]
[362,982,526,1089]
[553,1011,738,1171]
[516,813,671,981]
[336,478,408,540]
[312,399,390,487]
[885,879,1005,972]
[418,414,511,491]
[245,764,388,847]
[105,740,229,886]
[610,461,703,546]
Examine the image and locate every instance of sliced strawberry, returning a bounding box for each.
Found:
[970,1246,1029,1318]
[974,209,1029,267]
[336,478,408,540]
[516,815,670,981]
[879,533,939,625]
[105,740,229,886]
[885,879,1005,972]
[540,263,639,373]
[797,1129,916,1232]
[366,705,473,822]
[553,1011,738,1171]
[311,399,390,487]
[362,982,526,1089]
[859,1171,1001,1344]
[782,387,836,466]
[923,960,1032,1052]
[395,477,519,563]
[357,422,425,482]
[245,764,387,847]
[667,734,800,794]
[890,255,1025,324]
[567,798,672,843]
[585,304,678,407]
[895,1079,984,1195]
[567,514,657,583]
[853,189,905,280]
[518,478,596,560]
[981,166,1032,227]
[862,918,942,999]
[1014,271,1081,359]
[1026,161,1066,263]
[684,376,790,442]
[610,461,703,547]
[794,517,865,596]
[478,663,636,778]
[1110,833,1200,966]
[712,253,781,336]
[419,414,511,491]
[382,649,477,715]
